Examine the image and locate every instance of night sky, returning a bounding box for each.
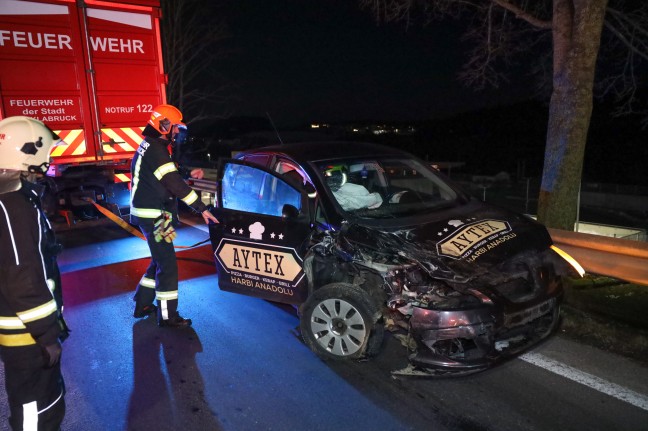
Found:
[218,0,533,127]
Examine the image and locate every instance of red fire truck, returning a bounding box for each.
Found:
[0,0,165,224]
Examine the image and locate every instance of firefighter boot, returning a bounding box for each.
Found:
[158,315,192,328]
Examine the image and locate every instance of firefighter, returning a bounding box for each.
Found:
[130,104,218,328]
[0,116,69,430]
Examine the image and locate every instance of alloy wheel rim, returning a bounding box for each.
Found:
[309,298,367,356]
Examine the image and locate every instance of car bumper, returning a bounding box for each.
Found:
[408,297,561,373]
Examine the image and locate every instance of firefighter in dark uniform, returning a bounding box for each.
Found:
[130,104,218,327]
[0,116,69,430]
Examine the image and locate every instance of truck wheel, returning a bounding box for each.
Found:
[300,283,383,361]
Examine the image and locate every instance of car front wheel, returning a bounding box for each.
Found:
[300,283,382,361]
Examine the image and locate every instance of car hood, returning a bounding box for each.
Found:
[339,200,553,282]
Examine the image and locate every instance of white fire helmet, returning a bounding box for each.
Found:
[0,116,61,173]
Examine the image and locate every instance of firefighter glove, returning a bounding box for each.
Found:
[154,213,177,243]
[42,341,62,368]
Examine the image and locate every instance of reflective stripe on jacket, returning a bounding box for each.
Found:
[130,136,206,225]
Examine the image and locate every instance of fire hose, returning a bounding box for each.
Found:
[83,198,210,249]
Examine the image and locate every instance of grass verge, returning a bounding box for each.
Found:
[560,275,648,366]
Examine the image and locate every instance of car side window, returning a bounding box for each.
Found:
[221,163,301,217]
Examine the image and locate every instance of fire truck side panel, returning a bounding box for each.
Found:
[0,1,90,133]
[0,0,164,222]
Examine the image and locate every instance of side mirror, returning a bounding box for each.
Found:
[282,204,299,220]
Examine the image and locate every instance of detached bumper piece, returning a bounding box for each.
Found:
[401,298,560,376]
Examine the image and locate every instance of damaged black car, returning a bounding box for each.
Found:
[208,141,583,376]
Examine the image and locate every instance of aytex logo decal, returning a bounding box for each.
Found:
[215,238,304,284]
[436,219,512,259]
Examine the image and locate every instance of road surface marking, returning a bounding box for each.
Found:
[520,352,648,412]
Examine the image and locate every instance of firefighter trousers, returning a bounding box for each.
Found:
[134,222,180,323]
[3,345,65,431]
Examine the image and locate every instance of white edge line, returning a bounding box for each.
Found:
[520,352,648,412]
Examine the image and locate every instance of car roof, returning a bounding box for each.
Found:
[240,141,409,165]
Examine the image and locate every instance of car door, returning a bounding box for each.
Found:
[209,159,313,304]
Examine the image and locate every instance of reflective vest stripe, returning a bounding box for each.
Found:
[154,162,177,180]
[130,208,174,219]
[130,153,143,206]
[38,389,64,414]
[0,316,27,329]
[16,300,57,323]
[156,290,178,301]
[181,190,199,206]
[140,276,156,288]
[23,400,38,430]
[130,208,162,219]
[0,333,37,347]
[159,300,169,320]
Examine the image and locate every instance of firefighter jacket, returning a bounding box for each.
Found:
[0,179,65,355]
[130,135,207,226]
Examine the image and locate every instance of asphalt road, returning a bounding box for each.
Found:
[1,217,647,431]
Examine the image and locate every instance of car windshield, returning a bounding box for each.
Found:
[315,156,461,219]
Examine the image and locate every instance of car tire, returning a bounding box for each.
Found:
[300,283,383,361]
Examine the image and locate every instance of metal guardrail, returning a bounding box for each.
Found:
[187,178,218,206]
[187,178,217,194]
[181,175,648,285]
[549,228,648,286]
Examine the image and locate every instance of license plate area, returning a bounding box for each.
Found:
[504,298,555,327]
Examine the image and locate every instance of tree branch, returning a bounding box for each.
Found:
[604,21,648,62]
[490,0,551,29]
[160,0,231,120]
[605,7,648,62]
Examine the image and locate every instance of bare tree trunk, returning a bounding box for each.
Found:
[537,0,608,230]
